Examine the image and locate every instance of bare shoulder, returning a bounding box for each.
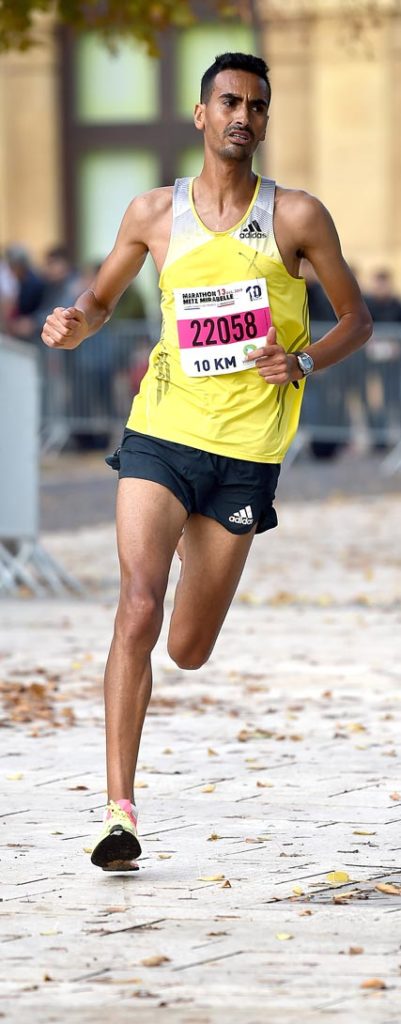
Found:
[119,186,173,244]
[275,186,338,250]
[130,186,173,220]
[275,185,332,226]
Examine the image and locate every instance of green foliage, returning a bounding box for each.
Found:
[0,0,249,54]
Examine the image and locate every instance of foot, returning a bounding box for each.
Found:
[90,799,142,871]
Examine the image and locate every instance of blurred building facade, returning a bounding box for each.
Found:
[1,0,400,312]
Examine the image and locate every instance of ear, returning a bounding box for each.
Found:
[194,102,206,132]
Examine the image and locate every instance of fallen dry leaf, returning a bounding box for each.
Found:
[276,933,293,941]
[390,792,400,801]
[348,946,364,955]
[375,882,401,896]
[346,722,367,733]
[360,978,386,990]
[141,955,170,967]
[207,748,218,756]
[256,780,274,788]
[6,772,24,780]
[198,874,225,882]
[292,886,304,896]
[326,871,350,885]
[207,833,222,841]
[237,728,275,743]
[353,830,376,836]
[298,909,313,916]
[221,880,232,889]
[201,784,216,793]
[157,854,172,860]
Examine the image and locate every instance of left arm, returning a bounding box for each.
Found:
[246,193,373,384]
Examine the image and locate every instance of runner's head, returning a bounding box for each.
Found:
[195,53,270,163]
[200,53,271,108]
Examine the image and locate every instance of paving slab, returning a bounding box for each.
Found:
[0,496,401,1022]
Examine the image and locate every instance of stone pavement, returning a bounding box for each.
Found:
[1,495,401,1023]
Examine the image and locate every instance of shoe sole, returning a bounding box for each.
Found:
[91,828,142,869]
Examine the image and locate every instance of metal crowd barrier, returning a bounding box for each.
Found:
[38,319,401,471]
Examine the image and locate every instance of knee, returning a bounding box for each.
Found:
[115,583,162,648]
[167,635,211,671]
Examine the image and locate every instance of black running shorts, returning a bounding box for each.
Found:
[106,429,281,535]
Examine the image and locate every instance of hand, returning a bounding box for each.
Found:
[244,326,297,385]
[41,306,89,350]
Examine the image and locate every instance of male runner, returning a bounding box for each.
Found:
[42,53,372,870]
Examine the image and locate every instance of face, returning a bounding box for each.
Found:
[194,69,269,162]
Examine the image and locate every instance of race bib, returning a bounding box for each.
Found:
[174,278,271,377]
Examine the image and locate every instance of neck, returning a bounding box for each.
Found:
[195,155,257,210]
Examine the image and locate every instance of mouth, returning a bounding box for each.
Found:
[227,129,252,145]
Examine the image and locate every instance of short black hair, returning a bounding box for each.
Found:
[200,52,271,107]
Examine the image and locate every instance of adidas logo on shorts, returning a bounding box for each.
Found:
[229,505,254,526]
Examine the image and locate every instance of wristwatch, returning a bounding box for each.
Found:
[296,351,314,377]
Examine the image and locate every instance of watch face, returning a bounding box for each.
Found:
[297,352,314,374]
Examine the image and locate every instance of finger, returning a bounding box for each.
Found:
[243,345,268,363]
[63,306,82,321]
[42,326,68,346]
[265,325,277,346]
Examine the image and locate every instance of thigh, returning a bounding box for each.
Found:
[116,478,188,596]
[168,513,256,661]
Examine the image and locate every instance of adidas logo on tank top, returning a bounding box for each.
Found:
[239,219,266,239]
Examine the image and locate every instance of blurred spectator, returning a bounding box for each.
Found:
[0,254,18,329]
[113,282,146,321]
[39,245,78,312]
[364,269,401,322]
[5,244,45,339]
[302,259,336,324]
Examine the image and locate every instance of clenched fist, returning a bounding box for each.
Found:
[244,325,298,385]
[41,306,89,350]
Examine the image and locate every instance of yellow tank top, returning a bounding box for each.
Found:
[127,175,309,463]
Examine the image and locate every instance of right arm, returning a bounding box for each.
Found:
[41,193,153,350]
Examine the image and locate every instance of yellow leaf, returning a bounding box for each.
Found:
[360,978,386,990]
[207,748,218,756]
[276,933,293,941]
[157,854,172,860]
[141,955,170,967]
[6,772,24,780]
[83,846,93,854]
[198,874,225,882]
[347,722,367,732]
[375,882,401,895]
[207,833,222,841]
[40,929,61,936]
[326,871,350,885]
[202,784,216,793]
[256,780,274,788]
[353,830,376,836]
[135,781,148,789]
[292,886,304,896]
